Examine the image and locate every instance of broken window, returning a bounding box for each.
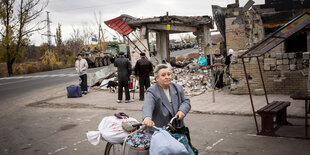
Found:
[284,31,307,53]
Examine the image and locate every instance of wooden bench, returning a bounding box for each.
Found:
[257,101,291,136]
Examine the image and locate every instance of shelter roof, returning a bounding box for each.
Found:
[240,11,310,58]
[121,14,214,29]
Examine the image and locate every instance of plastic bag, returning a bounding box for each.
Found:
[86,116,138,145]
[150,129,188,155]
[198,56,208,66]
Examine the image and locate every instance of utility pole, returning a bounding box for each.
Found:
[208,29,215,103]
[166,12,170,62]
[42,11,55,54]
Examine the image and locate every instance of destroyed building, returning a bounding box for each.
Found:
[213,0,310,94]
[121,14,213,66]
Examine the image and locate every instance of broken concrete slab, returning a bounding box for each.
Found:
[88,66,117,87]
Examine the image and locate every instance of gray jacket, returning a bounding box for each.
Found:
[114,56,132,82]
[75,58,88,76]
[142,83,191,128]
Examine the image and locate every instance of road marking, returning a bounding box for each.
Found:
[54,146,68,153]
[206,138,224,150]
[48,139,87,154]
[0,74,77,80]
[0,78,38,86]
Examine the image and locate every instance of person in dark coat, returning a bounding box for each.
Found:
[212,49,225,89]
[114,52,132,103]
[134,52,153,101]
[225,49,234,75]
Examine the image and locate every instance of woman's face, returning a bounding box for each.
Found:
[156,68,172,88]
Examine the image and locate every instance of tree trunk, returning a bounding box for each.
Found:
[7,58,15,76]
[7,62,13,76]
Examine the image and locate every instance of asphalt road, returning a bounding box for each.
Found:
[1,107,309,155]
[0,48,196,103]
[0,66,107,103]
[170,48,198,57]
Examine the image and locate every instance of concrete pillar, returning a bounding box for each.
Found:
[156,30,168,63]
[203,25,210,56]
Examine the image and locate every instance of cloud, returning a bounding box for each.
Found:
[31,0,265,45]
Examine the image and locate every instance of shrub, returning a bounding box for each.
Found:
[13,64,25,75]
[26,63,39,73]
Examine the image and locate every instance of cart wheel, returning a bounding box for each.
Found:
[104,142,123,155]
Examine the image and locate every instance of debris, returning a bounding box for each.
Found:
[171,64,212,97]
[87,65,117,87]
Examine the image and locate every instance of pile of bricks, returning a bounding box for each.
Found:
[171,67,211,97]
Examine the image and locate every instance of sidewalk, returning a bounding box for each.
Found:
[31,86,306,118]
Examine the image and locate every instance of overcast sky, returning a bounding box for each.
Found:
[31,0,265,45]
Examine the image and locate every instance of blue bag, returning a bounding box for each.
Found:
[198,56,208,66]
[67,85,82,98]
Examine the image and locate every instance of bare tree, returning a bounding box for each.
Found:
[55,23,64,60]
[55,23,62,47]
[93,11,106,50]
[0,0,47,75]
[68,26,84,55]
[81,21,94,45]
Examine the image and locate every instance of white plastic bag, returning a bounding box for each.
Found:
[150,129,188,155]
[86,131,101,145]
[86,116,138,145]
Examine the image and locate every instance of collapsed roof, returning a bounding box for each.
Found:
[121,14,213,33]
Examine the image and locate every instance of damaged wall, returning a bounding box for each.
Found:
[230,50,308,94]
[222,2,310,94]
[226,10,264,51]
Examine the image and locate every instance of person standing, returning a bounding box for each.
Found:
[225,49,234,75]
[75,53,89,94]
[134,52,153,101]
[114,52,132,103]
[212,49,225,89]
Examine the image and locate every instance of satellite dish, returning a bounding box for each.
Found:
[243,0,255,12]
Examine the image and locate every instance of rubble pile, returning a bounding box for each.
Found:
[171,53,200,68]
[90,54,213,97]
[171,66,212,97]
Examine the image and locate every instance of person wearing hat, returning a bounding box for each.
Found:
[134,52,153,101]
[75,53,89,94]
[114,52,132,103]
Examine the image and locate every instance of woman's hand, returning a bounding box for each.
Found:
[175,111,185,120]
[142,117,154,128]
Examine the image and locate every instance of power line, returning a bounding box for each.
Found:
[42,11,55,53]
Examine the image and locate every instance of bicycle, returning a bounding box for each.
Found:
[103,116,182,155]
[103,122,145,155]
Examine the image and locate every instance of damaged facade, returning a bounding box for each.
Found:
[121,14,213,66]
[213,0,310,94]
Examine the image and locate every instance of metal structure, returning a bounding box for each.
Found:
[240,11,310,134]
[42,11,55,54]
